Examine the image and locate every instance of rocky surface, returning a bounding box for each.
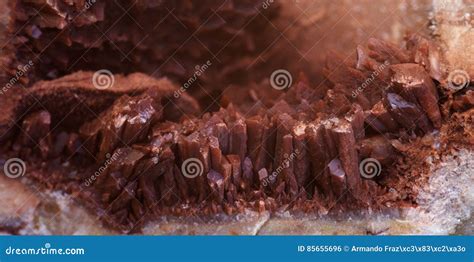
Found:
[0,0,472,235]
[2,30,473,233]
[1,148,470,235]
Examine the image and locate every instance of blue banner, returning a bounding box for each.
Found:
[0,236,472,262]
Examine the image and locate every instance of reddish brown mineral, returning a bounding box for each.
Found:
[1,32,470,233]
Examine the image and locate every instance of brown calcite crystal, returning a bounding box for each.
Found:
[0,71,200,143]
[385,93,433,133]
[2,34,470,234]
[330,119,364,201]
[365,101,400,134]
[80,93,163,162]
[390,63,442,128]
[327,158,346,198]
